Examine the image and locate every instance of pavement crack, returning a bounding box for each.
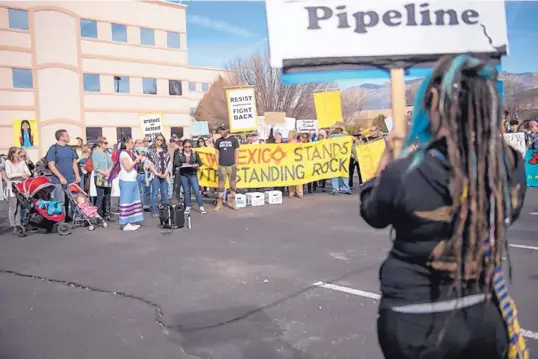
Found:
[0,269,170,331]
[1,262,379,336]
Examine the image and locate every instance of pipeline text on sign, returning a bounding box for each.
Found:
[306,3,481,34]
[196,137,352,188]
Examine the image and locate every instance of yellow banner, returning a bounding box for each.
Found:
[196,137,352,188]
[355,139,386,182]
[12,119,39,148]
[314,91,343,128]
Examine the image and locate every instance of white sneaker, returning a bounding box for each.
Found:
[123,223,137,231]
[199,206,206,214]
[131,224,141,230]
[185,207,191,214]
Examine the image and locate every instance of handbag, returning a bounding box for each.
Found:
[95,173,111,188]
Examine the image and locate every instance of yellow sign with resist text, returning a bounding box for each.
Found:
[355,139,386,182]
[196,137,352,188]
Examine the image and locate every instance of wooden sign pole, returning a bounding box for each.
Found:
[390,68,407,157]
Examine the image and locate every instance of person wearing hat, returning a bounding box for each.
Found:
[214,124,240,210]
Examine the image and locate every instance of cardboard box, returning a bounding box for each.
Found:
[265,190,282,205]
[228,193,247,208]
[246,192,265,207]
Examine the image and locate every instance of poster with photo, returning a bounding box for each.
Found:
[12,119,39,148]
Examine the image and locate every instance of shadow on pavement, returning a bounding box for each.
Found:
[172,306,312,359]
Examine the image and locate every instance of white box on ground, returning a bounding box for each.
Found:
[265,190,282,205]
[246,192,265,207]
[228,193,247,208]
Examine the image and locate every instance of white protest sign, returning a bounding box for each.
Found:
[274,118,296,139]
[503,132,526,157]
[265,1,508,68]
[258,117,272,139]
[139,113,164,141]
[226,87,258,133]
[384,117,394,132]
[297,119,318,133]
[190,121,210,137]
[258,117,297,140]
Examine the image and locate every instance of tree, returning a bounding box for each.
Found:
[341,89,366,123]
[372,114,388,133]
[194,75,238,131]
[503,77,527,120]
[195,52,334,129]
[405,86,418,106]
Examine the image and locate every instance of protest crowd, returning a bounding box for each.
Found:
[1,112,537,235]
[0,119,394,234]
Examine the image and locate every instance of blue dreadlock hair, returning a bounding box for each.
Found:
[402,55,516,289]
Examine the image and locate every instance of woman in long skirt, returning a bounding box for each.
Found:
[109,138,145,231]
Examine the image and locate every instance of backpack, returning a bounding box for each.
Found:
[84,157,94,173]
[36,144,77,177]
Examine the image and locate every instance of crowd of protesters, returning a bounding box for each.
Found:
[1,114,536,233]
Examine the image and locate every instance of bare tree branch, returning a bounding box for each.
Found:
[195,52,335,130]
[503,77,527,119]
[341,89,366,123]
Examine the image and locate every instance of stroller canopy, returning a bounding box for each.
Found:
[15,176,56,198]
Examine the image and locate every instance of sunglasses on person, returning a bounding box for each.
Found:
[184,145,192,149]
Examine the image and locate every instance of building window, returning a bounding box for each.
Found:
[116,127,132,142]
[143,78,157,95]
[167,31,180,49]
[189,107,196,116]
[83,74,100,92]
[112,23,127,42]
[12,68,33,89]
[171,127,184,139]
[8,9,29,30]
[140,28,155,46]
[169,80,182,96]
[114,76,130,93]
[80,19,97,39]
[202,83,209,92]
[86,127,102,143]
[189,82,196,92]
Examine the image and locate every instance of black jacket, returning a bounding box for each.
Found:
[173,149,202,176]
[359,138,527,308]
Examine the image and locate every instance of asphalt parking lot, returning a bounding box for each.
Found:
[0,188,537,359]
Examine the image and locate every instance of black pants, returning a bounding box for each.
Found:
[349,158,361,187]
[378,302,508,359]
[95,186,111,217]
[307,181,318,193]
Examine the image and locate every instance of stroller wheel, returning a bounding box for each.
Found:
[88,225,95,231]
[102,222,109,228]
[15,225,27,238]
[57,222,72,236]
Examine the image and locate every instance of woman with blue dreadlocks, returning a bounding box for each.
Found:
[360,55,528,359]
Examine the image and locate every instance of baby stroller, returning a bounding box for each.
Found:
[13,176,72,237]
[65,183,109,231]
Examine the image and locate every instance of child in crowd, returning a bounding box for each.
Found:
[75,194,99,218]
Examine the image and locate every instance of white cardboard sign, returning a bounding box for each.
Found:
[139,113,164,141]
[503,132,526,157]
[297,119,319,133]
[258,117,297,139]
[265,1,508,68]
[226,88,258,133]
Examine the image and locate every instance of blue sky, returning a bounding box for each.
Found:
[183,1,538,86]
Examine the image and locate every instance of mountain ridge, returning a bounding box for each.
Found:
[347,72,538,110]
